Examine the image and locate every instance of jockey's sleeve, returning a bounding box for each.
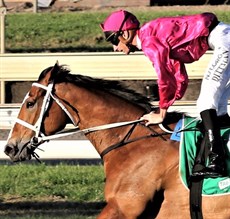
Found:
[142,36,188,109]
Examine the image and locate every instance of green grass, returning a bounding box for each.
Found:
[0,163,105,202]
[5,12,108,52]
[5,10,230,53]
[0,164,105,218]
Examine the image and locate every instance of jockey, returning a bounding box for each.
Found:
[100,10,230,178]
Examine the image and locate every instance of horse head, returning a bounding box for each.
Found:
[4,62,78,162]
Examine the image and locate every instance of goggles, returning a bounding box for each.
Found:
[104,31,121,46]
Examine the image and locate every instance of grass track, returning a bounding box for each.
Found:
[0,164,105,218]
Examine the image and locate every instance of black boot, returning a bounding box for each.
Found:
[192,109,227,178]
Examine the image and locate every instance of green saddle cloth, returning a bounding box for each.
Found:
[179,116,230,195]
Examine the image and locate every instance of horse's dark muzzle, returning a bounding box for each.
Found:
[4,144,31,162]
[4,145,19,161]
[4,145,13,156]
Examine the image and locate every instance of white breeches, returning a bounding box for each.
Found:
[197,22,230,116]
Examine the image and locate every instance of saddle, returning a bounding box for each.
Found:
[171,116,230,195]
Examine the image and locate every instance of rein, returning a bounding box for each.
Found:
[40,119,144,142]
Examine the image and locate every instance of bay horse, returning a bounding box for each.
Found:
[4,63,230,219]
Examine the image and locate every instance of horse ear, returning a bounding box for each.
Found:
[49,61,60,82]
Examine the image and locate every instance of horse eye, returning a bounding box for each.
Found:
[26,101,35,108]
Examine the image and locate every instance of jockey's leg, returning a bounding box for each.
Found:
[194,22,230,178]
[192,109,227,178]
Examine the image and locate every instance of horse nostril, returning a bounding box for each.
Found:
[4,145,13,156]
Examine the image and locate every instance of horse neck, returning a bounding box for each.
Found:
[61,84,147,155]
[90,98,144,152]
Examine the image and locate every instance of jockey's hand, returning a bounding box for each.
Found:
[140,108,167,126]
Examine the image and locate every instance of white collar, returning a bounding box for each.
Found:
[136,35,142,50]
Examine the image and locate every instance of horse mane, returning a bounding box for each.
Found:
[68,75,153,112]
[38,65,184,123]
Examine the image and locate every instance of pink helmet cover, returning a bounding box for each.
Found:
[100,10,140,32]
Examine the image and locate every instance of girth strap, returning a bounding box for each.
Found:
[189,178,204,219]
[100,123,138,158]
[100,123,170,159]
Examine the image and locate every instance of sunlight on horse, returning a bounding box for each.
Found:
[4,62,230,218]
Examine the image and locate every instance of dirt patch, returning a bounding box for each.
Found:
[0,199,105,218]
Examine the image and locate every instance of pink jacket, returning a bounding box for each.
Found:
[138,13,217,109]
